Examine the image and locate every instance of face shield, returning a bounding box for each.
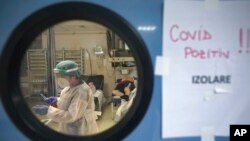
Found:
[55,74,70,86]
[54,73,69,95]
[53,60,82,94]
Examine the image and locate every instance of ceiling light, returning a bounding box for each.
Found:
[137,26,157,31]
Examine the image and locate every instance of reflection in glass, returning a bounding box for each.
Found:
[19,20,138,135]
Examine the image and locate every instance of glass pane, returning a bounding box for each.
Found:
[19,20,138,136]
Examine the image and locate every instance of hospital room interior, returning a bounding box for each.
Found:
[19,20,138,134]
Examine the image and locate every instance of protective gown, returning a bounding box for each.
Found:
[47,82,99,135]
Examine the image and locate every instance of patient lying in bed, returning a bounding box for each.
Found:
[114,88,137,122]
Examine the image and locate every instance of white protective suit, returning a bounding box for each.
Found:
[47,82,99,135]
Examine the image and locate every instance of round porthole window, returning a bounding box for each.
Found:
[0,2,153,141]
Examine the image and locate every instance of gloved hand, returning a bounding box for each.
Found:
[44,96,57,105]
[32,105,49,115]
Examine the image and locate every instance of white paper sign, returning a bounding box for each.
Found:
[161,0,250,138]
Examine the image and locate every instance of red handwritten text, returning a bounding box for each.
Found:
[184,46,230,59]
[169,24,212,42]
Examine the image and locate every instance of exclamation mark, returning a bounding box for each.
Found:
[239,28,243,53]
[247,29,250,53]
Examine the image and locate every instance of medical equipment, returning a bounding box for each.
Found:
[111,96,122,119]
[39,93,47,101]
[114,88,137,122]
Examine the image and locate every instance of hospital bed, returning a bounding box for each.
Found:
[113,88,137,121]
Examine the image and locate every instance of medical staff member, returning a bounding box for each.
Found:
[33,60,99,135]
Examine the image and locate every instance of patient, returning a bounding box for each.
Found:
[88,82,106,111]
[112,73,136,101]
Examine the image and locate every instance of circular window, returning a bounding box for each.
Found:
[0,2,153,141]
